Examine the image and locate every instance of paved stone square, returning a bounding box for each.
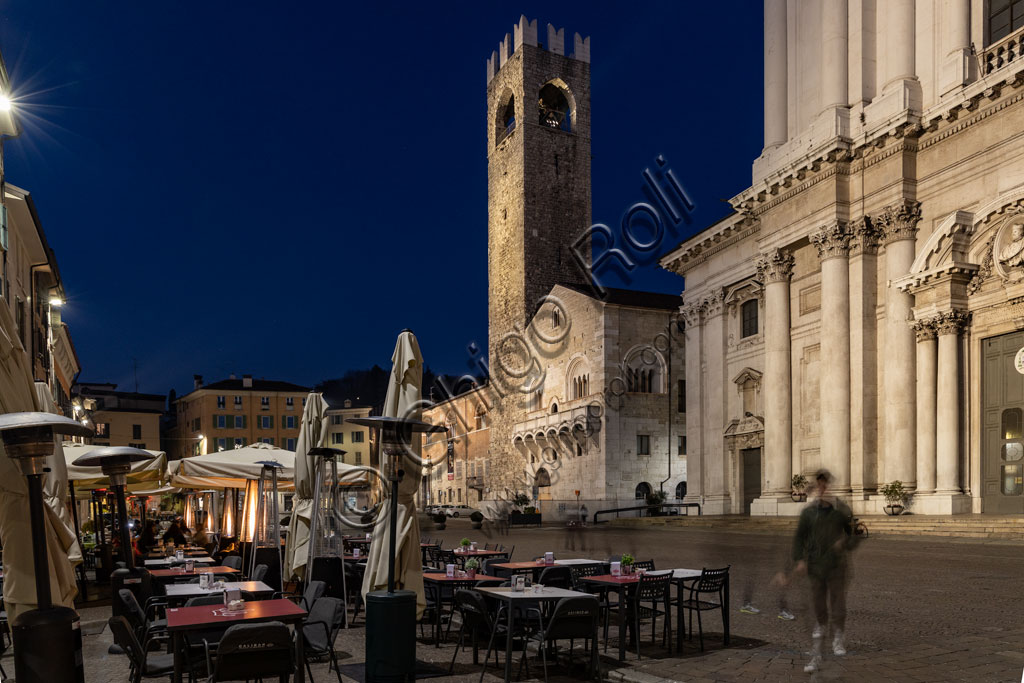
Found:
[70,519,1024,682]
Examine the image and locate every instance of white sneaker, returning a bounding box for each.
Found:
[832,631,846,656]
[778,609,796,621]
[811,623,824,639]
[803,657,820,673]
[740,603,761,614]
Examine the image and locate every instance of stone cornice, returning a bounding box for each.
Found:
[877,200,922,244]
[660,219,759,275]
[755,248,795,283]
[810,221,853,261]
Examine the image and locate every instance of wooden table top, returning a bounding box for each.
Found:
[582,569,702,585]
[166,598,305,630]
[448,549,506,557]
[491,561,555,570]
[149,565,238,578]
[423,572,501,582]
[144,556,215,567]
[164,581,273,598]
[477,586,595,601]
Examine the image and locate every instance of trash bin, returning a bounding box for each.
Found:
[365,590,416,682]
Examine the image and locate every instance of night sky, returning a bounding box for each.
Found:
[0,2,763,397]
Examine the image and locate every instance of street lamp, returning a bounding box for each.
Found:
[347,415,446,683]
[0,411,92,683]
[46,296,63,401]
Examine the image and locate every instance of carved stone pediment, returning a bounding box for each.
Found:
[724,414,764,437]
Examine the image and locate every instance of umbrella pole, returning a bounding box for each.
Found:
[68,483,87,601]
[387,473,398,594]
[26,474,52,609]
[114,484,135,571]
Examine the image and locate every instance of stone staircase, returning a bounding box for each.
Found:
[609,513,1024,541]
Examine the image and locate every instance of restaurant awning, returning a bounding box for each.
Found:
[169,443,296,489]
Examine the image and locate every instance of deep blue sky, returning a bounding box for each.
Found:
[0,2,762,397]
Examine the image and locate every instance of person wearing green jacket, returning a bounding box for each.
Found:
[791,469,856,673]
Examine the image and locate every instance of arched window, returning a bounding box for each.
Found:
[551,403,558,414]
[536,468,552,487]
[474,405,487,430]
[634,482,652,500]
[624,347,664,394]
[538,82,572,132]
[496,93,516,145]
[741,299,759,338]
[675,481,687,500]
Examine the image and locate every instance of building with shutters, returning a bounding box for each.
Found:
[324,398,374,468]
[660,0,1024,516]
[167,374,309,460]
[72,382,165,451]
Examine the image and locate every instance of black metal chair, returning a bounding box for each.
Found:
[204,621,294,682]
[250,563,269,583]
[537,566,573,590]
[446,589,527,680]
[301,596,345,683]
[627,571,673,659]
[108,615,174,683]
[679,566,730,652]
[274,579,326,612]
[632,559,656,571]
[117,589,167,651]
[522,596,600,682]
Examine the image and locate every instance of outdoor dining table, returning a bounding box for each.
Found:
[144,556,215,567]
[163,580,274,605]
[581,568,728,661]
[448,548,506,567]
[422,572,501,645]
[476,586,597,683]
[149,565,240,582]
[491,558,606,580]
[166,598,307,683]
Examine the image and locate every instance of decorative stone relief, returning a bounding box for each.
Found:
[967,235,996,294]
[810,220,852,261]
[994,211,1024,281]
[877,200,922,244]
[702,288,726,317]
[933,310,971,335]
[755,248,795,282]
[680,302,703,328]
[849,216,883,256]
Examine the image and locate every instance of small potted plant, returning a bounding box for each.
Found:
[470,510,484,530]
[645,489,667,516]
[620,553,635,575]
[432,512,447,531]
[880,480,908,516]
[460,537,472,553]
[464,557,480,579]
[791,473,808,502]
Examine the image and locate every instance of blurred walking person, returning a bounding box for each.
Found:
[791,469,857,673]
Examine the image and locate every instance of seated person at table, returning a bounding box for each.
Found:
[138,521,159,552]
[162,520,187,546]
[193,524,212,549]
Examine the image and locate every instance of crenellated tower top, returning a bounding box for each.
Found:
[486,15,590,84]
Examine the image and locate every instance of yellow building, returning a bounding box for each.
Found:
[324,399,374,468]
[421,385,491,509]
[168,374,309,460]
[73,383,164,450]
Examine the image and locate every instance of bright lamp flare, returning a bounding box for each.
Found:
[0,94,11,112]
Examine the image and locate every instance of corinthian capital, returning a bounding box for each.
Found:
[702,288,726,318]
[810,220,852,261]
[680,301,703,328]
[911,318,937,342]
[933,310,970,336]
[849,216,883,256]
[877,200,922,244]
[755,248,795,283]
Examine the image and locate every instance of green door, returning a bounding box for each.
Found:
[982,331,1024,514]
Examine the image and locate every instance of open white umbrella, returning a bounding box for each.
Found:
[0,301,79,620]
[170,442,296,489]
[284,392,328,582]
[361,330,428,617]
[63,442,167,491]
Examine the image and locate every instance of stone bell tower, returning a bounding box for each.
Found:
[485,16,592,496]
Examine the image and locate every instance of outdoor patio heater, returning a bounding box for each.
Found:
[347,416,446,683]
[73,446,155,627]
[248,460,285,591]
[306,446,349,622]
[0,411,92,683]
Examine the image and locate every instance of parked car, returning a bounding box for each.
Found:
[446,505,478,518]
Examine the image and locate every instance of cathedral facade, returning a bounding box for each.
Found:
[660,0,1024,516]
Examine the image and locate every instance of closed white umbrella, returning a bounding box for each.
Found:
[284,392,328,581]
[361,330,428,616]
[34,383,82,567]
[0,301,80,620]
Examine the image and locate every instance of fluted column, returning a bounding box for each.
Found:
[849,217,882,495]
[680,301,704,505]
[879,201,921,487]
[821,0,849,111]
[883,0,916,87]
[764,0,788,148]
[701,289,730,513]
[811,222,852,492]
[935,311,969,494]
[914,320,938,494]
[756,249,795,496]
